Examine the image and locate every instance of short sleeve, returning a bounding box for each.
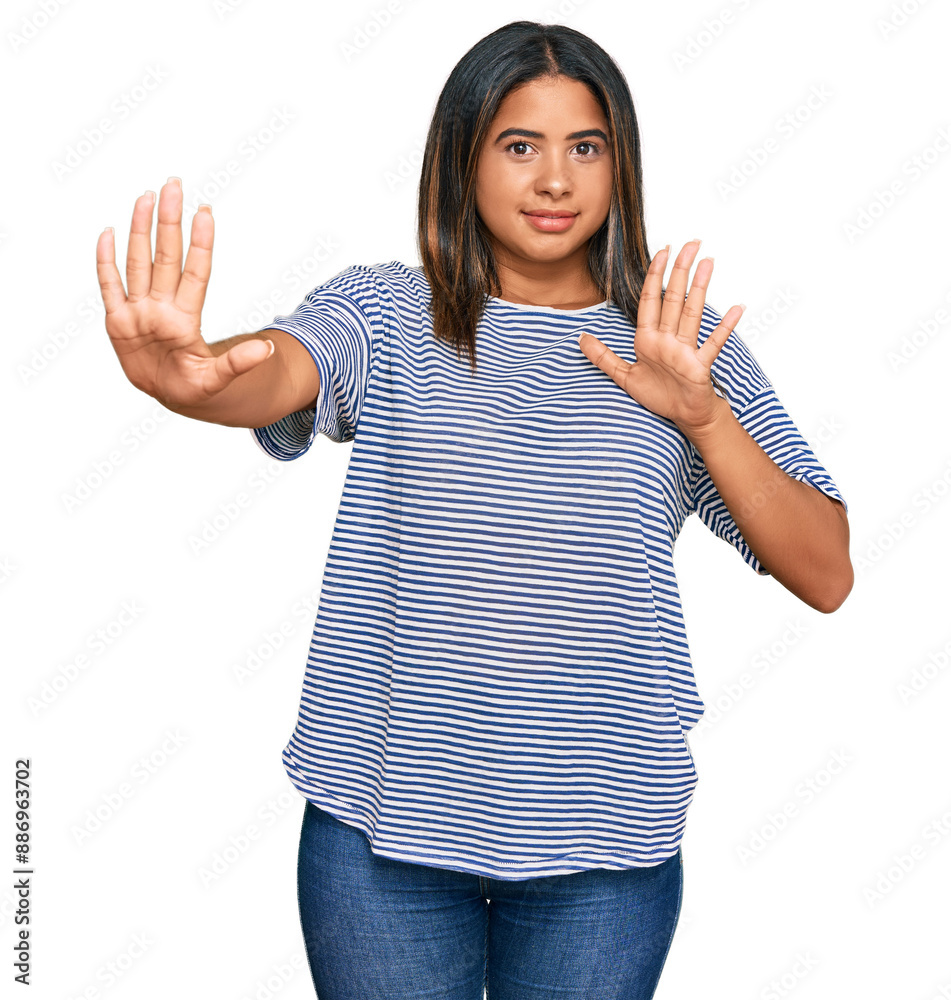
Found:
[688,304,848,576]
[249,265,386,459]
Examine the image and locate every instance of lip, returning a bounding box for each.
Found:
[522,211,577,233]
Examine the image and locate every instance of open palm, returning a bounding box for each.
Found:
[96,179,272,409]
[579,240,746,436]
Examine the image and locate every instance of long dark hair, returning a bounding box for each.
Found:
[417,21,652,375]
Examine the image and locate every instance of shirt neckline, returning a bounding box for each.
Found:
[486,296,609,316]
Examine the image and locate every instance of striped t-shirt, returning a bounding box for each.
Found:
[250,260,847,880]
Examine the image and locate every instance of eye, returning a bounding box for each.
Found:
[501,139,604,158]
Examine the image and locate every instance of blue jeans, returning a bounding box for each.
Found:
[296,800,683,999]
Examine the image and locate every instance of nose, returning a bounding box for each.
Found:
[533,151,573,198]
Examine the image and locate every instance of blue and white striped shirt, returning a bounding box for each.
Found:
[251,260,847,880]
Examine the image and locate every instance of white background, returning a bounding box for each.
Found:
[3,0,950,997]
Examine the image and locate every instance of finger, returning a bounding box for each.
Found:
[205,339,274,395]
[636,244,670,334]
[696,304,745,368]
[678,255,713,347]
[126,190,155,301]
[578,332,628,381]
[175,205,214,320]
[659,240,702,337]
[96,226,128,316]
[151,177,184,299]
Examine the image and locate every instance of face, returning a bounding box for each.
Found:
[474,75,613,277]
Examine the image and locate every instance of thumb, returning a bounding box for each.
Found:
[211,338,275,388]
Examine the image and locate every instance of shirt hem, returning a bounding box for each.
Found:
[283,746,682,880]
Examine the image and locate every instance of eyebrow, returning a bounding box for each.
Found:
[492,127,610,145]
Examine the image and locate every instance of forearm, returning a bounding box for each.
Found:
[163,331,312,428]
[684,396,853,613]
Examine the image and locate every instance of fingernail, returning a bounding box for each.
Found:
[578,331,589,342]
[197,204,212,214]
[144,190,155,202]
[167,176,181,186]
[266,339,275,357]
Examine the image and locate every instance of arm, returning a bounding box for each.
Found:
[685,394,852,613]
[577,239,853,613]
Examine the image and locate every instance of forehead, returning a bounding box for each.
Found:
[491,76,607,125]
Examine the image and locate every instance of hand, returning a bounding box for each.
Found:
[577,240,746,438]
[96,179,273,410]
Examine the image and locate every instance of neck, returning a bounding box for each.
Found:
[491,251,603,310]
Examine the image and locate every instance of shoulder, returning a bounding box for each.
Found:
[307,260,431,313]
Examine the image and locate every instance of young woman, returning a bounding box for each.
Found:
[96,20,852,1000]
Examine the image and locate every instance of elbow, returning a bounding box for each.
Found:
[813,502,853,613]
[812,561,854,614]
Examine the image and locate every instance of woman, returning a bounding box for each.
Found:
[96,20,852,1000]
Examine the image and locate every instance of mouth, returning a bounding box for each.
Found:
[522,211,578,233]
